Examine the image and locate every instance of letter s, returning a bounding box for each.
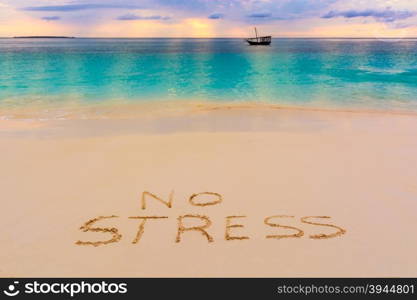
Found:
[301,216,346,239]
[118,283,128,294]
[75,215,122,247]
[264,215,304,239]
[25,283,34,294]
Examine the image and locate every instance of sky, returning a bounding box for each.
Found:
[1,0,417,37]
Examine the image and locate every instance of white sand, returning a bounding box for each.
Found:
[1,104,417,277]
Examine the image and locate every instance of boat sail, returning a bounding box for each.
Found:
[246,27,271,45]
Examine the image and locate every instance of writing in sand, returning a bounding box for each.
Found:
[75,191,347,247]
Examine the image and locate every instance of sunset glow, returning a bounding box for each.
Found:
[1,1,417,37]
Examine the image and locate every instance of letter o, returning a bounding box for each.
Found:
[108,283,118,293]
[40,284,51,293]
[91,284,102,293]
[189,192,223,207]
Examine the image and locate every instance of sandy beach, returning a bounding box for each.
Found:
[1,103,417,277]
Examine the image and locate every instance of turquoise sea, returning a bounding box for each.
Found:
[1,38,417,114]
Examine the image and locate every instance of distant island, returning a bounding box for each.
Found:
[13,36,75,39]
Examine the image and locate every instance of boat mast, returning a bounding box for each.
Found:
[255,27,258,43]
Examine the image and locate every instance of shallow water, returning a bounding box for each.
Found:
[1,38,417,117]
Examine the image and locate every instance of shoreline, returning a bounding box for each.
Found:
[1,99,417,122]
[195,102,417,116]
[2,100,417,138]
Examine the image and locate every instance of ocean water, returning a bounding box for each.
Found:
[1,38,417,115]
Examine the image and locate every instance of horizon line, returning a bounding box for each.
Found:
[3,36,417,39]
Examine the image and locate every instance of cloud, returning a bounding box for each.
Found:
[22,4,143,12]
[117,14,170,21]
[154,0,338,21]
[247,13,272,19]
[17,1,340,24]
[208,13,223,20]
[322,8,416,23]
[41,16,61,21]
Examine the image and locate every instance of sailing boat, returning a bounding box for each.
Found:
[246,27,271,45]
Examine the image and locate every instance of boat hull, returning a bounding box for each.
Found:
[246,40,271,46]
